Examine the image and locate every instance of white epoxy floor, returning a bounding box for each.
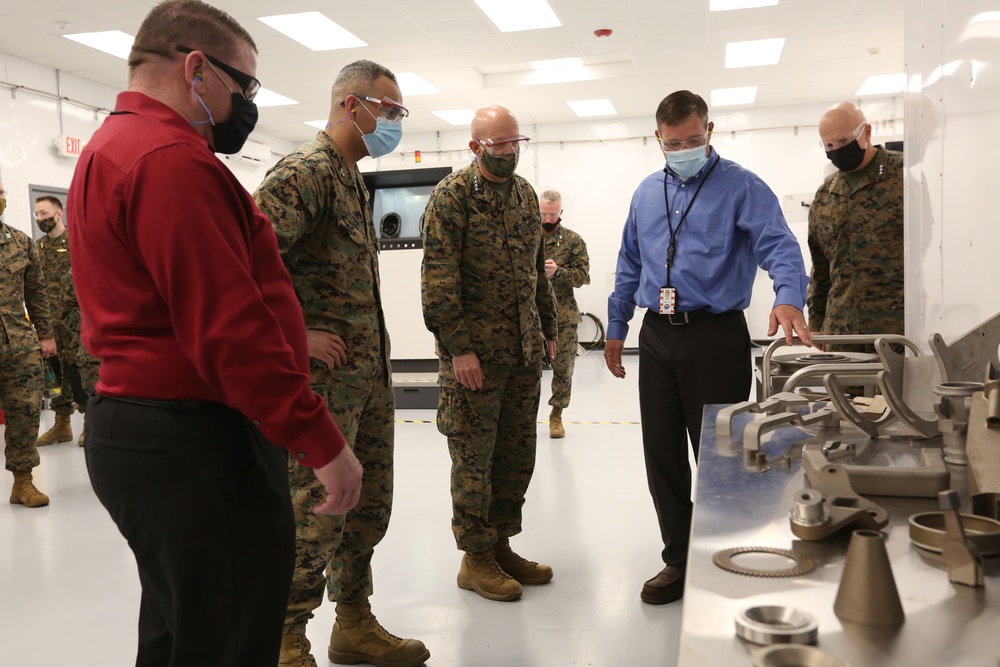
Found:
[0,352,682,666]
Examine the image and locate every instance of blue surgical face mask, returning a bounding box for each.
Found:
[355,104,403,158]
[665,145,709,180]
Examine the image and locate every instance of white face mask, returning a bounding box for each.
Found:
[664,145,708,179]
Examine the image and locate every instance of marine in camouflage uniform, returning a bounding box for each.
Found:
[255,60,428,667]
[808,103,904,354]
[539,190,590,437]
[421,105,558,602]
[0,201,54,506]
[60,271,100,397]
[35,198,81,445]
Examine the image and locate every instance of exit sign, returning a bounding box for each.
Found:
[55,134,85,158]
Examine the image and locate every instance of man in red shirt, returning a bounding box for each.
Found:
[67,2,362,666]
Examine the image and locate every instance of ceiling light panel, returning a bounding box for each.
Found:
[710,0,779,11]
[396,73,441,95]
[725,37,785,68]
[254,88,298,108]
[472,0,562,32]
[711,86,758,106]
[566,99,617,117]
[258,12,367,51]
[431,109,476,125]
[855,73,906,96]
[63,31,134,59]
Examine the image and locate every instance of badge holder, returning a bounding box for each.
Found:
[659,286,676,315]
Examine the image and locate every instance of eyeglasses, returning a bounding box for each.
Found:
[177,46,261,102]
[477,136,531,156]
[820,121,867,151]
[346,94,409,124]
[658,133,709,152]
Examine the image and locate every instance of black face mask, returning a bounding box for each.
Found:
[211,93,259,154]
[826,140,866,172]
[542,220,560,234]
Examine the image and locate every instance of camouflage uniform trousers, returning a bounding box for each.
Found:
[48,323,79,417]
[284,362,394,632]
[548,323,579,410]
[0,338,43,472]
[437,361,541,553]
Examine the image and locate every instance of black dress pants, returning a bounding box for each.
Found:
[84,395,295,667]
[637,310,751,566]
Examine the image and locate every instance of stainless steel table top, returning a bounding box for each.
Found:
[679,404,1000,667]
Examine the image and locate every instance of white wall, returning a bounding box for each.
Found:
[904,0,1000,348]
[368,100,903,354]
[0,51,293,238]
[0,47,916,359]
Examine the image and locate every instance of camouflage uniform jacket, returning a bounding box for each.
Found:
[59,270,99,366]
[254,132,390,387]
[421,163,558,366]
[807,146,904,337]
[0,222,52,353]
[37,231,70,328]
[542,225,590,325]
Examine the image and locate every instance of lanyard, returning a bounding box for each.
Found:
[662,158,718,287]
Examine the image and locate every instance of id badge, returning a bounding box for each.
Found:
[659,287,676,315]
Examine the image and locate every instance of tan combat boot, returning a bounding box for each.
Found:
[457,549,522,601]
[493,537,553,585]
[549,407,565,438]
[278,628,317,667]
[10,471,50,507]
[36,412,73,446]
[329,601,430,667]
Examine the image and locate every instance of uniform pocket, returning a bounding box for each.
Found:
[437,386,456,436]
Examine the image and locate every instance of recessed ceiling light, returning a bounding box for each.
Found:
[305,120,329,130]
[64,30,135,59]
[711,86,758,106]
[710,0,779,11]
[530,57,582,70]
[472,0,562,32]
[254,88,298,107]
[855,73,906,96]
[725,37,785,68]
[971,11,1000,23]
[566,99,617,117]
[396,73,440,95]
[259,12,367,51]
[431,109,475,125]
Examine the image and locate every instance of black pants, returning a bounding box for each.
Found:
[638,310,751,567]
[84,396,295,667]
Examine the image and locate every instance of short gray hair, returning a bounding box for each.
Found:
[331,60,397,106]
[540,190,561,204]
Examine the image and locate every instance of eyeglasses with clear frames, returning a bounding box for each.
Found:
[477,136,531,156]
[659,133,709,152]
[347,94,409,124]
[820,121,867,151]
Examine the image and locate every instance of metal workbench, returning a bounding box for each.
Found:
[678,404,1000,667]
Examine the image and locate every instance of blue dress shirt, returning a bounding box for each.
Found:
[607,148,808,341]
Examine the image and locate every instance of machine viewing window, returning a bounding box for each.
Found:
[363,167,452,250]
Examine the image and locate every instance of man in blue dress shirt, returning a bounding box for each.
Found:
[604,90,813,605]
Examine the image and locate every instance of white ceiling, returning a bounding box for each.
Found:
[0,0,905,143]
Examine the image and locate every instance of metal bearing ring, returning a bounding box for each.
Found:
[713,546,817,578]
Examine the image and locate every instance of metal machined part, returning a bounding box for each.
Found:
[743,412,803,452]
[735,606,818,646]
[712,546,817,578]
[909,511,1000,556]
[935,381,985,465]
[790,488,827,527]
[751,644,849,667]
[717,392,809,436]
[938,489,985,587]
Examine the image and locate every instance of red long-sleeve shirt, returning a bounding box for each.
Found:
[68,91,344,468]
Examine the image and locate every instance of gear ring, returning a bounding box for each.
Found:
[712,546,817,578]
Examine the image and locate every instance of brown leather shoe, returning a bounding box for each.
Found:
[640,565,685,605]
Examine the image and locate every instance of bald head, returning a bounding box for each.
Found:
[471,105,519,142]
[818,102,868,145]
[818,102,875,172]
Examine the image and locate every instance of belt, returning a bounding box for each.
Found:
[96,394,229,412]
[649,308,725,326]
